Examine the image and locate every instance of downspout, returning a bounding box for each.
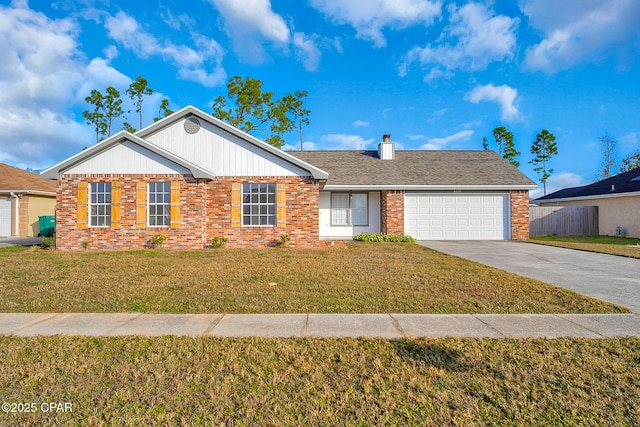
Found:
[9,192,20,237]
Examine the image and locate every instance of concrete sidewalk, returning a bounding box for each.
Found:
[1,313,639,338]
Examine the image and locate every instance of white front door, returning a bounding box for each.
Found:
[0,198,12,236]
[404,193,509,240]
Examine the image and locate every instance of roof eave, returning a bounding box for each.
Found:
[536,190,640,203]
[0,190,56,196]
[323,184,538,191]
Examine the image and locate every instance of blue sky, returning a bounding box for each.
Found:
[1,0,639,198]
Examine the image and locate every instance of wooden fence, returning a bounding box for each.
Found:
[529,206,599,237]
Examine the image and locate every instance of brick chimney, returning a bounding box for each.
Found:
[378,134,395,160]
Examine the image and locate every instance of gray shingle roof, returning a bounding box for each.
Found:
[291,150,535,188]
[536,168,640,201]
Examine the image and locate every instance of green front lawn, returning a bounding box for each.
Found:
[1,336,638,425]
[0,242,626,313]
[529,235,640,259]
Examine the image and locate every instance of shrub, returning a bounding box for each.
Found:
[276,234,291,247]
[211,237,228,248]
[151,234,167,248]
[39,235,56,249]
[353,232,415,243]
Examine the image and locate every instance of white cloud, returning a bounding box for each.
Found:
[105,12,226,87]
[161,8,195,31]
[76,57,131,102]
[458,120,483,129]
[320,134,375,150]
[619,132,638,147]
[0,109,92,169]
[0,2,120,168]
[401,3,518,79]
[282,140,318,151]
[419,130,474,150]
[522,0,640,73]
[465,84,520,121]
[352,120,370,128]
[209,0,289,64]
[530,172,584,200]
[103,45,118,60]
[422,68,454,82]
[293,32,322,71]
[303,141,318,150]
[209,1,340,70]
[310,0,441,48]
[0,4,82,110]
[432,108,448,117]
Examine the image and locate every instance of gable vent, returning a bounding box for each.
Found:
[184,117,201,134]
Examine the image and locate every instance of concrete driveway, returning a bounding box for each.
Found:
[0,236,42,248]
[418,241,640,313]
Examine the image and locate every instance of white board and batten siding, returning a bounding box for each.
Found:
[0,197,12,236]
[146,118,311,177]
[405,193,509,240]
[319,192,381,238]
[61,141,191,176]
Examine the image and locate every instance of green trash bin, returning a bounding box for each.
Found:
[38,215,55,237]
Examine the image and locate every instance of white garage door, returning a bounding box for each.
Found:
[0,198,12,237]
[405,193,509,240]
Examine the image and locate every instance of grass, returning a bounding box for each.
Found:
[0,243,626,314]
[0,336,638,426]
[529,235,640,259]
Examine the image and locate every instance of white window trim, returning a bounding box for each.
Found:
[242,183,277,227]
[147,181,171,228]
[330,192,368,227]
[89,182,111,228]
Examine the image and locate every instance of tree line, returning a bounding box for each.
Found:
[82,76,173,143]
[83,75,309,148]
[83,75,638,194]
[483,126,640,195]
[483,126,557,195]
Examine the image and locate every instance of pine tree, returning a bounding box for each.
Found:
[530,129,558,195]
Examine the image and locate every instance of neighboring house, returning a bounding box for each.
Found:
[41,106,535,250]
[535,168,640,238]
[0,163,57,237]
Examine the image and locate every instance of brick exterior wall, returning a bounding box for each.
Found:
[55,174,320,250]
[510,190,530,240]
[381,190,405,235]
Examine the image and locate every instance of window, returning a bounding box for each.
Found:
[148,182,171,227]
[331,193,367,226]
[243,183,276,226]
[89,182,111,227]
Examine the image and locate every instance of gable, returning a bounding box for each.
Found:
[41,106,329,181]
[144,114,312,177]
[41,131,215,180]
[60,141,191,175]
